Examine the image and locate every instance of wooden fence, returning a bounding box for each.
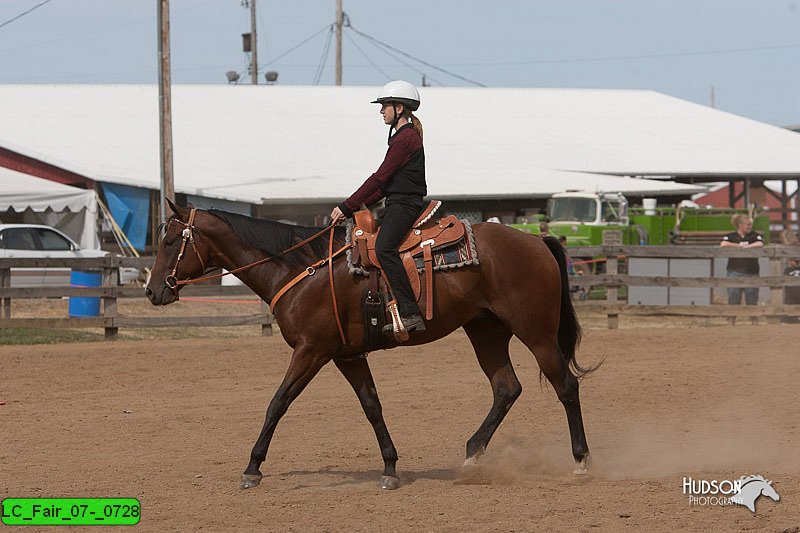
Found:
[0,257,273,339]
[567,245,800,328]
[2,246,800,338]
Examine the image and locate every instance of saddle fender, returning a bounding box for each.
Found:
[351,201,467,322]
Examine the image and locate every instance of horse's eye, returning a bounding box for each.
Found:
[163,238,175,247]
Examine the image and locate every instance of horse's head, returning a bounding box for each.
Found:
[760,480,780,502]
[145,199,211,306]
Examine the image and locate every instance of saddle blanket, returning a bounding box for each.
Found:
[347,219,479,276]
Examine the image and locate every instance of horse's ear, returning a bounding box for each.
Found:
[166,198,191,219]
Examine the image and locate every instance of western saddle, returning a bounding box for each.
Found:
[351,200,466,324]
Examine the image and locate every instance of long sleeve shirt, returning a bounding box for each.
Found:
[339,123,426,217]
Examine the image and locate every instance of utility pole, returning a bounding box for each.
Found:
[710,85,716,108]
[157,0,174,223]
[250,0,258,84]
[335,0,342,85]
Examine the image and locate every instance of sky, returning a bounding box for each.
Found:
[0,0,798,126]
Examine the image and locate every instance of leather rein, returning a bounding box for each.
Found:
[164,208,349,344]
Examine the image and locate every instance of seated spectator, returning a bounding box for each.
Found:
[559,235,586,300]
[539,220,550,236]
[785,258,800,323]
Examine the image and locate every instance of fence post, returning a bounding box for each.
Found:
[102,266,119,339]
[606,248,619,329]
[768,255,783,325]
[261,300,273,336]
[0,267,10,319]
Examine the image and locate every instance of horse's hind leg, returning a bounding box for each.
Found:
[241,342,329,489]
[333,357,400,490]
[462,315,520,462]
[526,339,590,474]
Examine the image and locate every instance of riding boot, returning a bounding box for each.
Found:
[382,312,426,336]
[401,313,426,333]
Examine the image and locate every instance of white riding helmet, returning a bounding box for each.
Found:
[371,80,420,111]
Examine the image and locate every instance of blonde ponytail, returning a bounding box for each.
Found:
[410,113,424,142]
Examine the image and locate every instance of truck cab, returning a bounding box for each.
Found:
[511,191,632,247]
[548,192,629,226]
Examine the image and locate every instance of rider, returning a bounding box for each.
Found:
[330,80,427,335]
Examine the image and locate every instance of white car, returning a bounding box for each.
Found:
[0,223,139,287]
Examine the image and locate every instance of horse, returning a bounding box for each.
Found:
[731,475,780,512]
[145,199,595,490]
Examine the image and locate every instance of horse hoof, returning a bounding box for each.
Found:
[463,456,480,468]
[240,473,263,489]
[573,457,589,476]
[457,456,488,485]
[378,475,401,490]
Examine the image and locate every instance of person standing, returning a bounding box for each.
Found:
[720,214,763,324]
[330,80,427,336]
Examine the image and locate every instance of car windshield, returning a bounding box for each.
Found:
[548,198,597,222]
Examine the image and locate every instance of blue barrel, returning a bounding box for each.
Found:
[69,270,102,317]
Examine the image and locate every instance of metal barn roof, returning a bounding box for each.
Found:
[9,85,796,203]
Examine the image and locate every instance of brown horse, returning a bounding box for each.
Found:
[146,200,593,490]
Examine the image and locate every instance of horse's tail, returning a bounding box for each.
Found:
[542,236,597,379]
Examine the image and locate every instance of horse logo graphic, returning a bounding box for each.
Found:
[729,475,780,512]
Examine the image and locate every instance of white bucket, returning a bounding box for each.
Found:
[643,198,657,216]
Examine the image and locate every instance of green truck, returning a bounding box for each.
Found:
[511,191,769,247]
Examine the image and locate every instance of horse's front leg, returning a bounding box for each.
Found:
[333,357,400,489]
[241,342,330,489]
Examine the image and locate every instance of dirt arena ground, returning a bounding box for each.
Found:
[2,313,799,531]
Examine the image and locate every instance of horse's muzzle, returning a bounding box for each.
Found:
[144,283,177,306]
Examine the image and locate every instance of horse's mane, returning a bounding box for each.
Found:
[739,475,768,485]
[207,209,345,269]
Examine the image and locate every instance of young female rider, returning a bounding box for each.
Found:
[330,80,427,336]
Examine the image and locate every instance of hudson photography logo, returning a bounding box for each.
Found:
[682,475,781,512]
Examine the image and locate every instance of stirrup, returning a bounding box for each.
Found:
[383,301,409,342]
[382,313,425,339]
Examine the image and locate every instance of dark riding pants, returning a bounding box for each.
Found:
[376,195,424,317]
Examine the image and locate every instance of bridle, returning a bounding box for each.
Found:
[162,208,349,344]
[165,208,206,292]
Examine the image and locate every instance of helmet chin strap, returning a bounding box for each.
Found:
[387,102,409,142]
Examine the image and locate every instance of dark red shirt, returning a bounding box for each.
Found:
[339,124,426,216]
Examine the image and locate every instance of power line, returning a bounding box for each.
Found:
[313,25,334,85]
[0,0,218,53]
[347,25,485,87]
[260,22,333,70]
[343,30,392,81]
[345,26,445,86]
[441,42,800,67]
[0,0,53,30]
[215,21,332,84]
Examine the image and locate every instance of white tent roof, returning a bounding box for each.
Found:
[0,167,99,249]
[0,167,97,212]
[16,85,800,203]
